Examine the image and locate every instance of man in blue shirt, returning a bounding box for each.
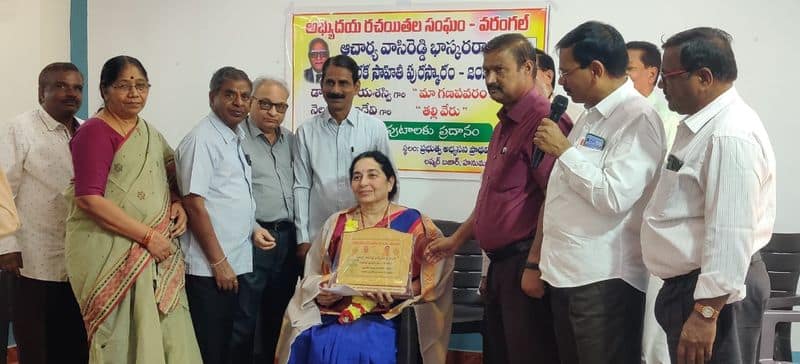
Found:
[293,55,392,263]
[176,66,275,364]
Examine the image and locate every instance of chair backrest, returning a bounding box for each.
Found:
[433,219,483,305]
[762,233,800,298]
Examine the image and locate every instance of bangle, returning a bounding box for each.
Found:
[141,229,155,247]
[210,256,227,268]
[524,261,540,271]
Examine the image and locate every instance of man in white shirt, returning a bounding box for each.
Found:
[641,27,774,364]
[532,21,666,363]
[627,41,682,149]
[626,40,682,364]
[534,48,585,122]
[0,63,88,363]
[293,54,392,263]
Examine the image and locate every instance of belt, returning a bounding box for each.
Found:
[663,251,762,285]
[663,269,701,285]
[257,220,294,232]
[486,239,532,262]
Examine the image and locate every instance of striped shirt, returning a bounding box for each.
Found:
[641,87,776,303]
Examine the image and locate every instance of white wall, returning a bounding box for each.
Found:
[0,0,71,123]
[83,0,800,230]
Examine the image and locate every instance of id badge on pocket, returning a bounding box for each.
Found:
[582,133,605,151]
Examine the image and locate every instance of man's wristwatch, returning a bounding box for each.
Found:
[524,261,540,271]
[694,303,720,320]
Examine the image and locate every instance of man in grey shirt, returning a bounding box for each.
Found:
[240,76,297,362]
[293,54,392,262]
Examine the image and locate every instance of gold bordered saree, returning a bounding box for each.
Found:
[65,120,201,364]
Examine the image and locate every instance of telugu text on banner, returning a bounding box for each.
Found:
[291,8,549,174]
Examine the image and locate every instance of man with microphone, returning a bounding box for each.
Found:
[531,21,666,363]
[426,33,571,364]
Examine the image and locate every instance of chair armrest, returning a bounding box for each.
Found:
[766,295,800,310]
[759,309,800,360]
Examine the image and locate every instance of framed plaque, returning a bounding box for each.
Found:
[331,227,415,298]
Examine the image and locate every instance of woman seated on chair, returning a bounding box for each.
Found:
[277,151,454,364]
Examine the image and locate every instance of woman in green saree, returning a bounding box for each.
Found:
[65,55,201,363]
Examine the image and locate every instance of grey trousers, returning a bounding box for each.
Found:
[550,278,645,364]
[655,254,770,364]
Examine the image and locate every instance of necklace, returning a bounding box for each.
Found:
[359,202,391,229]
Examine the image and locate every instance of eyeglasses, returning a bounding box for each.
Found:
[309,50,329,59]
[254,98,289,113]
[558,66,584,79]
[660,69,689,79]
[111,82,150,93]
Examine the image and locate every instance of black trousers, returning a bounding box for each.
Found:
[12,275,88,364]
[550,278,645,364]
[655,254,769,364]
[483,250,560,364]
[242,221,298,364]
[0,272,13,364]
[186,273,254,364]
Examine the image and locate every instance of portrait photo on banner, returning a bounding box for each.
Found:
[290,7,549,175]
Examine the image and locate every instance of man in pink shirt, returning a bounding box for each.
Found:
[426,33,572,364]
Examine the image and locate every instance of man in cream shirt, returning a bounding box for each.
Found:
[0,62,88,363]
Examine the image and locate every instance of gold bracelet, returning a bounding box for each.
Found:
[141,228,155,247]
[210,256,227,268]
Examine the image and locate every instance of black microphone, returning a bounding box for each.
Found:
[532,95,569,169]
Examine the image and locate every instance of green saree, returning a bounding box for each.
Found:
[65,120,201,364]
